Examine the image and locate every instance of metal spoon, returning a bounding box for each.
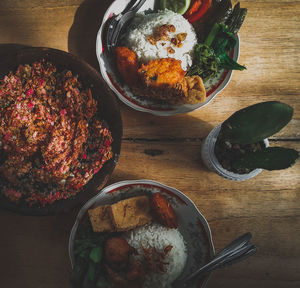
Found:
[172,232,258,288]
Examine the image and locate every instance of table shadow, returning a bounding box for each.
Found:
[0,43,31,58]
[68,0,111,70]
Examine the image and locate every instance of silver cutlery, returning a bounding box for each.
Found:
[172,232,258,288]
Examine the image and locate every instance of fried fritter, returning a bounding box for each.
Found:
[105,237,135,270]
[115,46,139,87]
[88,205,115,232]
[109,195,152,231]
[138,58,186,89]
[151,193,178,229]
[183,75,206,104]
[135,58,206,105]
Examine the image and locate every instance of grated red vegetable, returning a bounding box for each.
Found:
[0,60,113,207]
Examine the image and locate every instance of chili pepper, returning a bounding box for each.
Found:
[184,0,211,23]
[184,0,202,17]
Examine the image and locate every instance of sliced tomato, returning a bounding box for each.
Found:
[184,0,212,23]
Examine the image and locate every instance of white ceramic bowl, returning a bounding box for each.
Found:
[96,0,240,116]
[69,179,215,287]
[201,125,270,181]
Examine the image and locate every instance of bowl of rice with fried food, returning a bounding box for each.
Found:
[97,0,247,115]
[69,179,214,288]
[0,47,122,215]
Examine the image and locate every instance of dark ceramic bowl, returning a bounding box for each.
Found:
[0,47,122,215]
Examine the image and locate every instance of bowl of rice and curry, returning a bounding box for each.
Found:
[0,47,122,215]
[97,0,247,115]
[69,180,214,288]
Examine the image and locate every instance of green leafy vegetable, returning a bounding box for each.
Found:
[225,2,248,34]
[206,23,246,71]
[71,220,109,288]
[208,23,236,54]
[216,101,299,173]
[188,2,247,81]
[220,101,294,144]
[187,43,219,81]
[87,262,96,282]
[71,259,88,287]
[218,53,246,70]
[89,247,103,263]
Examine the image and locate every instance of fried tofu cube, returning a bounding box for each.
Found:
[88,205,114,232]
[109,196,152,231]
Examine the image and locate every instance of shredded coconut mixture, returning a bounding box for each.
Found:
[0,60,113,207]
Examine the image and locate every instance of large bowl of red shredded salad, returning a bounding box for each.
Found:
[0,47,122,215]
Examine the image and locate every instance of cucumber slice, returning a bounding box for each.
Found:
[161,0,191,15]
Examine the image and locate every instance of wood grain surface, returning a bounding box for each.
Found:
[0,1,299,288]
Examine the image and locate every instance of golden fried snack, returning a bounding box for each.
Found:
[151,193,178,229]
[115,46,139,87]
[134,58,206,105]
[183,75,206,104]
[88,205,115,232]
[109,195,152,231]
[138,58,186,88]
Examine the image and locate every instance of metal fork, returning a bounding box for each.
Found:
[106,0,146,53]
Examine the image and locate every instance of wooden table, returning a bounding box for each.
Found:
[0,1,299,287]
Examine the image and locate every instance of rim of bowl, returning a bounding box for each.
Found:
[201,124,270,181]
[69,179,215,287]
[96,1,240,116]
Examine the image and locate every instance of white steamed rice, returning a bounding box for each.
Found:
[124,222,187,288]
[124,9,197,71]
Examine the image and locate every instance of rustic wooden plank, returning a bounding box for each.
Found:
[0,0,111,66]
[121,103,299,140]
[207,217,300,288]
[109,140,300,218]
[0,209,76,288]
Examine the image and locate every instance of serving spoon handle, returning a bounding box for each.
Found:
[172,233,257,288]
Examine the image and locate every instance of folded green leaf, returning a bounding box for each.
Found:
[218,53,246,70]
[232,147,299,171]
[220,101,294,144]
